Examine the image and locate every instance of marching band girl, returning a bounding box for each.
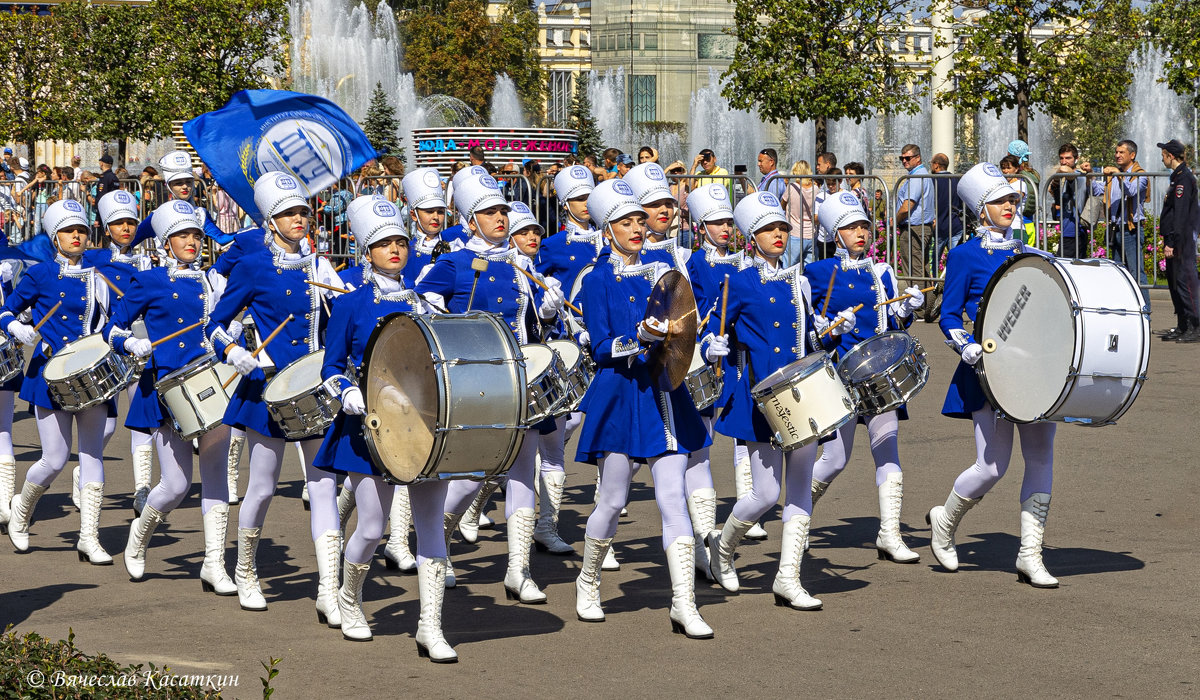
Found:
[105,201,235,592]
[572,179,713,639]
[207,172,347,617]
[700,191,850,610]
[399,167,453,287]
[134,151,234,248]
[536,165,602,288]
[415,167,567,602]
[804,193,926,564]
[313,195,458,660]
[926,162,1059,588]
[3,201,114,563]
[625,162,690,273]
[0,259,20,533]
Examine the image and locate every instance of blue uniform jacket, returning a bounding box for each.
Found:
[535,223,602,294]
[685,243,746,418]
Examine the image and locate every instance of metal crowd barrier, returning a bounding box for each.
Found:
[888,172,970,290]
[666,172,758,251]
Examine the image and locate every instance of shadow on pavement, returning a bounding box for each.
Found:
[950,532,1145,577]
[0,583,99,627]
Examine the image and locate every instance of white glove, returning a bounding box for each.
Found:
[961,343,983,366]
[0,261,13,284]
[892,286,925,317]
[341,387,366,416]
[226,320,244,341]
[812,314,831,335]
[638,316,668,343]
[6,319,37,345]
[704,334,730,362]
[123,337,153,358]
[537,278,566,319]
[224,346,259,376]
[577,330,590,347]
[830,308,857,336]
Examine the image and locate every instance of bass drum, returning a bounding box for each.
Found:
[361,312,527,484]
[976,253,1150,425]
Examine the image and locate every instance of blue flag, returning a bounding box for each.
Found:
[182,89,380,223]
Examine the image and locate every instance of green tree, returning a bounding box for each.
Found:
[568,72,603,160]
[722,0,921,155]
[1146,0,1200,109]
[0,10,78,157]
[362,82,402,158]
[939,0,1138,143]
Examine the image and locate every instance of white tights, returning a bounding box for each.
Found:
[731,441,818,524]
[26,404,107,488]
[812,412,902,487]
[0,389,14,458]
[344,476,449,567]
[952,407,1055,501]
[444,431,539,517]
[236,430,336,540]
[586,451,691,550]
[683,415,716,494]
[144,425,231,515]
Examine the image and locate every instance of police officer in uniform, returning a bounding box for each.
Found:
[1156,139,1200,342]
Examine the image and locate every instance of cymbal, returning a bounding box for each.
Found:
[644,269,698,390]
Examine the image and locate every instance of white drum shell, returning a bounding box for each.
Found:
[157,353,240,439]
[751,352,855,450]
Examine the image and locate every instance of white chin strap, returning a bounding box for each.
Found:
[980,204,1012,236]
[605,223,637,257]
[700,222,724,249]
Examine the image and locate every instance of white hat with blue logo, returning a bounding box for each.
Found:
[587,179,644,228]
[686,183,734,224]
[957,162,1020,216]
[254,171,311,223]
[453,172,508,220]
[817,191,871,240]
[97,190,140,227]
[347,195,407,249]
[623,162,673,205]
[508,200,544,236]
[554,165,594,201]
[43,199,90,236]
[151,200,202,244]
[158,150,195,183]
[733,191,790,236]
[402,167,447,211]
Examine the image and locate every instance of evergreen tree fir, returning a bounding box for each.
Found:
[361,81,402,158]
[568,72,603,160]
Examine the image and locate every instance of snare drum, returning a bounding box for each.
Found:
[157,353,240,439]
[751,352,855,450]
[0,334,24,383]
[838,331,929,416]
[262,351,341,439]
[685,346,722,411]
[522,343,568,424]
[976,253,1149,425]
[361,312,526,484]
[44,333,135,411]
[546,339,592,414]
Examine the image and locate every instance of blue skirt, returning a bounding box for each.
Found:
[941,360,987,419]
[124,371,164,431]
[18,354,53,410]
[222,370,316,441]
[313,413,379,477]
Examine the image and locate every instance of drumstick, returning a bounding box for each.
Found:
[334,262,347,272]
[305,280,348,294]
[221,314,293,389]
[874,285,937,310]
[820,268,837,317]
[30,301,62,335]
[96,272,123,298]
[508,261,584,316]
[716,274,730,379]
[818,303,864,338]
[150,320,204,348]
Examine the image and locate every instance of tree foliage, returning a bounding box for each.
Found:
[939,0,1138,143]
[1146,0,1200,109]
[722,0,921,154]
[362,82,402,157]
[568,72,603,160]
[0,10,79,156]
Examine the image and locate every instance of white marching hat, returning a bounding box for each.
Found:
[733,191,789,236]
[818,191,871,240]
[43,199,89,235]
[957,162,1020,216]
[158,150,195,183]
[587,179,644,228]
[347,195,407,250]
[553,165,594,201]
[453,172,508,220]
[623,162,673,205]
[151,200,202,244]
[254,171,310,224]
[402,167,447,211]
[686,183,734,224]
[97,190,140,227]
[508,201,544,236]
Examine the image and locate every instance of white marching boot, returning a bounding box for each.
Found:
[336,485,356,544]
[926,489,982,572]
[339,560,373,641]
[226,434,244,504]
[459,480,499,544]
[383,486,417,572]
[876,472,920,563]
[442,512,461,588]
[707,515,754,593]
[123,504,165,579]
[533,470,574,555]
[575,535,612,622]
[1016,493,1059,588]
[235,527,267,611]
[200,504,237,595]
[772,515,823,610]
[0,455,16,529]
[737,454,768,540]
[131,443,154,517]
[314,529,343,627]
[667,537,714,638]
[71,466,81,510]
[687,488,717,579]
[601,543,620,570]
[77,482,113,565]
[503,507,547,604]
[415,557,458,662]
[7,481,46,552]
